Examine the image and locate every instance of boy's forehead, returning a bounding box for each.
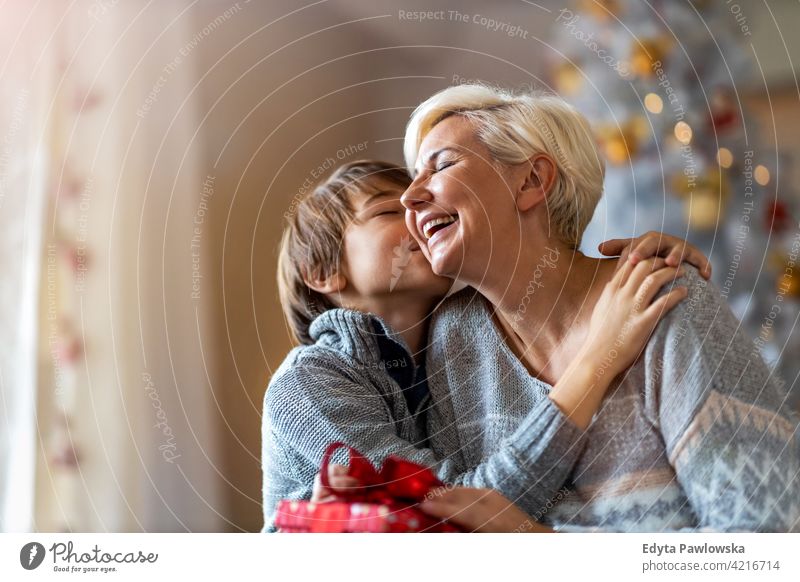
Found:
[349,176,406,206]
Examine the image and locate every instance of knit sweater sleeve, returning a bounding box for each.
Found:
[643,267,800,532]
[261,352,586,532]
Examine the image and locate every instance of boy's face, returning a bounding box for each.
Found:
[339,177,452,305]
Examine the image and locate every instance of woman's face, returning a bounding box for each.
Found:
[401,115,523,281]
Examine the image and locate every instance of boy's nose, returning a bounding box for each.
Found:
[400,181,433,210]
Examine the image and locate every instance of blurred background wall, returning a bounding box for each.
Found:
[1,0,798,533]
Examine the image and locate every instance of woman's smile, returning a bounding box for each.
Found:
[421,213,459,240]
[426,217,458,247]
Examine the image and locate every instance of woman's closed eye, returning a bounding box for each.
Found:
[434,159,456,172]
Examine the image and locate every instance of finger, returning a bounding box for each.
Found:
[642,286,688,322]
[618,244,631,264]
[310,475,328,503]
[327,464,357,483]
[626,231,665,264]
[423,485,456,502]
[611,245,631,273]
[313,492,337,504]
[422,487,482,508]
[629,233,712,279]
[611,253,638,287]
[634,267,684,309]
[666,242,712,279]
[328,464,350,477]
[327,476,361,492]
[664,242,687,268]
[417,498,456,519]
[597,238,634,257]
[418,496,483,531]
[625,257,668,291]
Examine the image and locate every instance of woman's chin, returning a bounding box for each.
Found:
[429,253,461,280]
[426,226,465,277]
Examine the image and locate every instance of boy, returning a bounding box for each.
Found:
[263,159,707,531]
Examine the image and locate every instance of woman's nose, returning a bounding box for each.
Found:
[400,179,433,210]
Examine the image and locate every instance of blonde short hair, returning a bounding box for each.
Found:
[277,160,412,345]
[404,84,605,249]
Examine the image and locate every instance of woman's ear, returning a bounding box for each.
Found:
[516,154,557,213]
[303,268,347,296]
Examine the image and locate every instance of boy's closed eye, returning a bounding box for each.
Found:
[369,200,405,218]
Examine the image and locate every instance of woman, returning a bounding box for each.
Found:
[316,83,798,532]
[394,83,800,532]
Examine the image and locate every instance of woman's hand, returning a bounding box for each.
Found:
[598,231,712,280]
[314,466,551,533]
[310,463,361,503]
[418,487,551,533]
[312,467,550,533]
[586,256,687,379]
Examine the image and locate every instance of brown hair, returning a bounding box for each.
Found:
[277,159,412,345]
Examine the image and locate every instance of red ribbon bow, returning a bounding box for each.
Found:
[320,441,445,504]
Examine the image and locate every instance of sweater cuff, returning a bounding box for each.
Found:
[505,396,588,496]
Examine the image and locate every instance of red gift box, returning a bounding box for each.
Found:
[275,442,461,533]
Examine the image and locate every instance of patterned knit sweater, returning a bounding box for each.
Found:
[424,266,800,531]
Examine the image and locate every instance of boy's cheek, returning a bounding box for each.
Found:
[404,212,422,242]
[421,245,433,263]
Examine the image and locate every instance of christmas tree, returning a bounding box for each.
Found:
[550,0,800,403]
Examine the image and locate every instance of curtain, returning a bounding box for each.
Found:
[1,0,225,532]
[0,4,51,532]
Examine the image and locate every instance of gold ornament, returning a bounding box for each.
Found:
[554,62,583,96]
[630,114,650,142]
[595,120,641,165]
[629,38,669,78]
[754,164,771,186]
[685,192,720,230]
[717,147,734,168]
[674,121,693,145]
[778,268,800,298]
[675,170,730,230]
[672,169,729,200]
[580,0,621,21]
[644,92,664,114]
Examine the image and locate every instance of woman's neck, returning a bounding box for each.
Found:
[472,238,617,383]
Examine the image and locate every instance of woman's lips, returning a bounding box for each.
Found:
[426,218,458,248]
[419,213,459,240]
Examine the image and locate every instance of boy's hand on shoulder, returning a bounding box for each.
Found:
[599,231,712,280]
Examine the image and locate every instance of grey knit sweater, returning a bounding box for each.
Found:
[261,308,586,532]
[423,266,800,531]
